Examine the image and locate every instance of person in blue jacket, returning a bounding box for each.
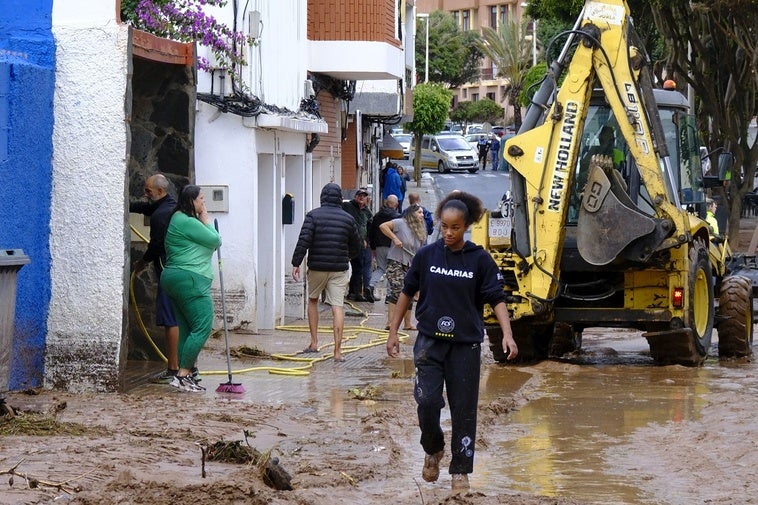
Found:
[381,162,404,210]
[386,190,518,493]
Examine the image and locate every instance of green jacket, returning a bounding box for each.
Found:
[165,212,221,279]
[342,199,372,241]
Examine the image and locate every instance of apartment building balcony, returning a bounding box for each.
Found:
[307,0,405,81]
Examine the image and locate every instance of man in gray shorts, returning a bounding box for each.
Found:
[291,183,361,361]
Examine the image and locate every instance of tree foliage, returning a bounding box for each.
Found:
[407,83,454,182]
[477,20,533,129]
[450,99,505,125]
[518,62,548,108]
[415,11,483,87]
[449,101,475,125]
[649,0,758,240]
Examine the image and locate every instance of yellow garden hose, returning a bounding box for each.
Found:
[129,224,408,378]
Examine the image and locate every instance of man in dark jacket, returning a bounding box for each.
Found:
[291,183,361,362]
[368,194,400,300]
[343,187,374,302]
[129,173,181,383]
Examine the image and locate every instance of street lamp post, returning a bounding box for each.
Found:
[417,13,429,83]
[520,2,537,66]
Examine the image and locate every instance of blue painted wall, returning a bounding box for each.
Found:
[0,0,54,389]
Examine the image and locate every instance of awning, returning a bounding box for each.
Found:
[380,133,405,159]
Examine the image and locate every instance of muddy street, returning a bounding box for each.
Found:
[2,309,757,505]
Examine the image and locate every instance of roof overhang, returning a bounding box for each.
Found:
[380,133,405,159]
[308,40,404,81]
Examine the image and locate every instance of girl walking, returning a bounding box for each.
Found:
[386,191,518,492]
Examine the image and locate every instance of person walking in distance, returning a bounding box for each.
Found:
[160,185,221,392]
[396,165,410,211]
[382,162,404,213]
[368,194,400,303]
[477,135,490,170]
[380,204,427,331]
[291,183,361,362]
[489,134,501,171]
[343,188,374,302]
[129,174,184,384]
[386,191,518,492]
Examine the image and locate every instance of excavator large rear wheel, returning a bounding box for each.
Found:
[717,275,754,358]
[488,322,552,363]
[686,238,715,356]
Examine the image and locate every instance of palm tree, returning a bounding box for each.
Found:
[477,20,535,129]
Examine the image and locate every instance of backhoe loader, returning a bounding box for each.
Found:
[471,0,753,365]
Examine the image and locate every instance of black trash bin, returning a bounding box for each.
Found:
[0,249,30,392]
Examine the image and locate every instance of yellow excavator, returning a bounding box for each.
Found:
[472,0,753,365]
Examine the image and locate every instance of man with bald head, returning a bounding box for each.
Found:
[130,173,181,383]
[368,194,401,302]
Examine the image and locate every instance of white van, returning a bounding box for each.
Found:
[410,134,480,173]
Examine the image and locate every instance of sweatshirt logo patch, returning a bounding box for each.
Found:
[437,316,455,334]
[429,266,474,278]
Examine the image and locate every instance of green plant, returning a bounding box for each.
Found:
[123,0,255,73]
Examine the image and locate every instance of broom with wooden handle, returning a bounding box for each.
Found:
[214,219,245,394]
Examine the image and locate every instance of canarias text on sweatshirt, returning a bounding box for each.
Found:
[429,265,474,278]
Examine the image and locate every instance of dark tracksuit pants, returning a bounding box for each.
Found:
[413,333,481,475]
[349,246,372,295]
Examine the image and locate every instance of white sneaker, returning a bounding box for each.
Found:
[170,375,206,393]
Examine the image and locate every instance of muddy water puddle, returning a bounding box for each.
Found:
[129,327,757,503]
[472,331,757,504]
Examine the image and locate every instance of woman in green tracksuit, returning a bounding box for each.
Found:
[160,185,221,392]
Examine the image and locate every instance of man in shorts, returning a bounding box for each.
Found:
[291,183,361,362]
[130,174,184,383]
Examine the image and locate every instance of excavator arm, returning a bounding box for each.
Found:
[503,0,692,320]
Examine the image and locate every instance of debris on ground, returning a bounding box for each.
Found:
[230,345,270,358]
[202,431,292,490]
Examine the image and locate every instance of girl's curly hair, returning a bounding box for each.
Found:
[435,190,484,226]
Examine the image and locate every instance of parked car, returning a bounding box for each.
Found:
[409,134,480,173]
[391,133,413,159]
[465,123,484,135]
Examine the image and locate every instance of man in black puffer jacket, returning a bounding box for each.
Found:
[291,183,361,362]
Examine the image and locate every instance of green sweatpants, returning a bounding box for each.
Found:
[160,267,214,370]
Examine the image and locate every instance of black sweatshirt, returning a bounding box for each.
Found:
[402,239,506,343]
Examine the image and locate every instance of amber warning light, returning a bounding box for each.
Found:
[672,287,684,308]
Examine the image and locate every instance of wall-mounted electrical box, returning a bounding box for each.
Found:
[282,193,295,225]
[200,185,229,212]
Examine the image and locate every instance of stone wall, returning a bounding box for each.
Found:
[127,57,195,361]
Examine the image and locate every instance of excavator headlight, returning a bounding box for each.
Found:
[672,287,684,308]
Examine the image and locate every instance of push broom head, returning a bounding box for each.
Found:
[216,380,245,394]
